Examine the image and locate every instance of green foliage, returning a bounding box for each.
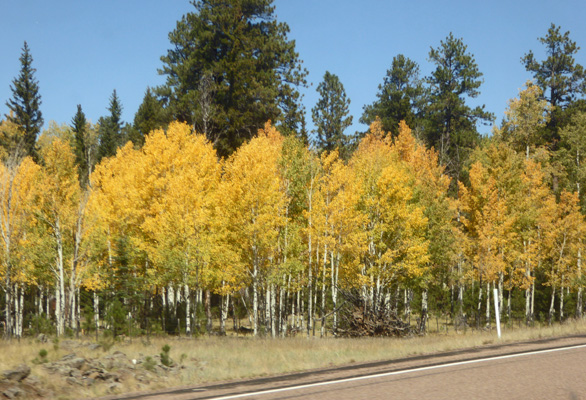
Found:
[157,0,307,156]
[29,314,55,336]
[160,344,172,367]
[5,41,43,161]
[361,54,426,137]
[32,348,49,365]
[131,87,167,147]
[522,23,586,109]
[311,71,353,156]
[97,89,124,162]
[105,298,127,339]
[143,356,156,371]
[425,33,494,183]
[71,104,89,186]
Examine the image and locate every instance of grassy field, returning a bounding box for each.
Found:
[2,319,586,399]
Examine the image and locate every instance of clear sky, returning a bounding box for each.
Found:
[1,0,586,138]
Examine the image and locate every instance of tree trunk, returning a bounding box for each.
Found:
[253,261,259,336]
[205,290,212,333]
[184,284,191,336]
[331,251,339,335]
[577,247,583,318]
[419,289,428,334]
[560,277,564,322]
[56,220,66,337]
[220,293,229,335]
[270,285,276,338]
[485,282,491,328]
[549,286,556,325]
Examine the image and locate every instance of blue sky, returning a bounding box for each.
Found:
[1,0,586,138]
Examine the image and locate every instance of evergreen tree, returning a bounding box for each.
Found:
[5,41,43,160]
[311,71,353,156]
[157,0,307,157]
[425,33,494,183]
[522,24,586,110]
[360,54,426,136]
[71,105,89,186]
[522,24,586,144]
[131,87,167,147]
[97,90,123,162]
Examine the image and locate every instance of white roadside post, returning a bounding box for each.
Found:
[493,288,501,339]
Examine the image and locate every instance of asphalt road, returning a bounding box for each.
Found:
[104,335,586,400]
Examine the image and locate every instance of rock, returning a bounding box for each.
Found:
[2,364,31,382]
[64,357,86,370]
[23,375,41,386]
[36,334,48,343]
[109,382,122,393]
[135,374,149,384]
[87,343,101,351]
[2,387,22,399]
[66,376,83,386]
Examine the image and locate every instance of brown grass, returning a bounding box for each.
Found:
[2,319,586,399]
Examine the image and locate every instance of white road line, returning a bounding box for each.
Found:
[208,343,586,400]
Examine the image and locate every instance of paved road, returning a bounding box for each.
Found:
[106,335,586,400]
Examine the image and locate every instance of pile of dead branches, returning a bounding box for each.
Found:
[336,290,412,337]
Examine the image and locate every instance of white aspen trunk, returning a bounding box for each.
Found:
[549,286,556,324]
[295,290,303,330]
[299,297,305,329]
[93,292,99,330]
[55,285,62,336]
[498,275,503,320]
[279,278,285,337]
[265,285,271,333]
[307,255,313,337]
[14,284,22,338]
[307,185,313,338]
[578,247,583,318]
[560,282,564,322]
[45,288,50,317]
[486,282,491,328]
[19,284,24,338]
[404,289,413,321]
[477,282,483,329]
[167,284,175,310]
[531,282,535,322]
[39,287,44,316]
[69,282,76,331]
[419,289,428,334]
[184,284,191,336]
[76,288,81,336]
[331,251,339,334]
[374,276,381,315]
[56,220,66,336]
[270,284,276,338]
[253,261,258,336]
[320,244,327,338]
[220,292,229,335]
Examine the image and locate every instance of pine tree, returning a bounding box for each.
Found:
[97,90,123,162]
[522,24,586,110]
[5,41,43,160]
[360,55,426,137]
[157,0,307,157]
[522,24,586,143]
[71,105,89,186]
[426,33,494,184]
[132,87,166,147]
[311,71,353,156]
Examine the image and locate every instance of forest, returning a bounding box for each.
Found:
[2,0,586,340]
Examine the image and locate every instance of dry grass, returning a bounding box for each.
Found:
[2,319,586,399]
